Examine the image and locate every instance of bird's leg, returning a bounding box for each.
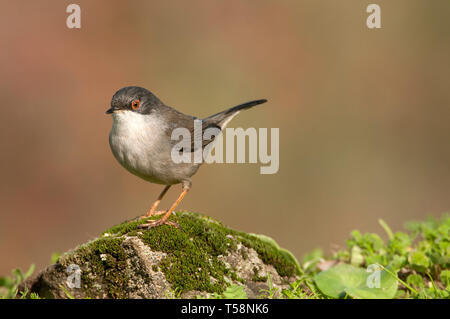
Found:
[140,185,171,219]
[139,184,190,229]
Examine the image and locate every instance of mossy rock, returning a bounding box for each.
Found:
[22,212,299,299]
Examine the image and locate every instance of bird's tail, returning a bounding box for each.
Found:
[204,99,267,129]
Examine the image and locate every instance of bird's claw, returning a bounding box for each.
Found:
[138,219,181,230]
[139,210,167,220]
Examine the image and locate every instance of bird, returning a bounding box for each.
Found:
[106,86,267,229]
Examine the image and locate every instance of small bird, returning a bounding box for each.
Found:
[106,86,266,229]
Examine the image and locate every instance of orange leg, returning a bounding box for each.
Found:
[141,185,171,219]
[139,187,189,229]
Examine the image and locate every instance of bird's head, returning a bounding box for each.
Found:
[106,86,162,115]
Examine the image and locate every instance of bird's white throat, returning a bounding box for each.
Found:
[111,111,166,139]
[109,111,168,171]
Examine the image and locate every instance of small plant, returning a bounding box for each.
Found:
[165,287,183,299]
[51,252,61,264]
[279,214,450,299]
[59,284,75,299]
[311,215,450,299]
[0,264,35,299]
[198,284,247,299]
[258,273,280,299]
[281,276,312,299]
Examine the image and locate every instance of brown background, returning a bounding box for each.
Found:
[1,0,449,275]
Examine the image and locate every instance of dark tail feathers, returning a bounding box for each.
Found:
[205,99,267,128]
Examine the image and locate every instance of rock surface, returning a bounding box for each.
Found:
[22,212,300,299]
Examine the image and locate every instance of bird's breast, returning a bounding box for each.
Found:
[109,111,168,181]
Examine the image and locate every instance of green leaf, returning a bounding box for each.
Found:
[59,284,75,299]
[51,252,61,264]
[302,248,323,271]
[24,264,35,280]
[0,277,11,288]
[440,270,450,287]
[12,268,24,283]
[379,219,394,240]
[29,292,41,299]
[222,285,247,299]
[406,274,424,288]
[388,232,411,255]
[409,251,430,272]
[314,264,398,299]
[350,230,362,242]
[389,255,406,271]
[350,246,364,267]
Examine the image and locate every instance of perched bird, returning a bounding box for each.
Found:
[106,86,266,229]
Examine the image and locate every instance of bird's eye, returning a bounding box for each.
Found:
[131,99,141,110]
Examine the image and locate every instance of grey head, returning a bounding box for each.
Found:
[105,86,163,115]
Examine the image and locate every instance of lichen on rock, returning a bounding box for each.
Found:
[23,212,300,299]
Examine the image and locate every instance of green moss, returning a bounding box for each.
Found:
[240,248,249,260]
[95,212,297,295]
[137,213,233,293]
[236,233,297,277]
[61,237,129,298]
[231,272,245,284]
[103,218,148,236]
[252,266,268,282]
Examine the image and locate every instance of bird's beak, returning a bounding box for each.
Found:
[105,106,116,114]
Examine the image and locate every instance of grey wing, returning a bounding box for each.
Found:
[163,99,266,153]
[164,108,222,153]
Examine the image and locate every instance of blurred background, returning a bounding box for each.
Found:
[1,0,449,275]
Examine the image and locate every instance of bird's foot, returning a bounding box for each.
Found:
[138,218,181,230]
[139,210,166,220]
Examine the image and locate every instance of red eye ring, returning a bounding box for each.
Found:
[131,99,140,110]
